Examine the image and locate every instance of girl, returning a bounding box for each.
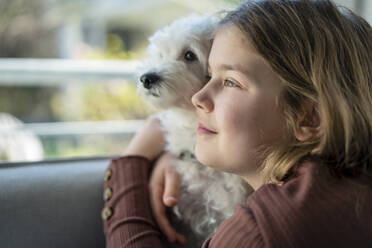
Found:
[102,0,372,247]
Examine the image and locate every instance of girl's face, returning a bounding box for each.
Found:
[191,25,286,186]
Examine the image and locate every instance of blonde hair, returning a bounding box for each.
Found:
[220,0,372,184]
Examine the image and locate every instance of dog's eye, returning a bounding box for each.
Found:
[184,51,197,62]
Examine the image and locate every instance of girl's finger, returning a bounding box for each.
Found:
[163,167,181,207]
[150,182,180,243]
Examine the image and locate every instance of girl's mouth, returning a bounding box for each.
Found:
[197,122,217,134]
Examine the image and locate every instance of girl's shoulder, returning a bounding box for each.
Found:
[244,159,372,247]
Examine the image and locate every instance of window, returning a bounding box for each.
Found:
[0,0,370,162]
[0,0,236,162]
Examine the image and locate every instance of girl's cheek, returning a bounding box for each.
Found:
[218,93,254,134]
[223,106,249,134]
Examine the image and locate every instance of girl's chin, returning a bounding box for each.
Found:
[194,149,213,166]
[195,151,221,169]
[194,144,228,169]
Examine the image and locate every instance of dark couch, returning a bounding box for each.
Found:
[0,156,110,248]
[0,156,202,248]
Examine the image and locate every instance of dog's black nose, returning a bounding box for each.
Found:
[140,73,161,89]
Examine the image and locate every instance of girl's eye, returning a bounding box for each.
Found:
[223,79,240,88]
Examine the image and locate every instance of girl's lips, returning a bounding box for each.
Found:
[197,122,217,134]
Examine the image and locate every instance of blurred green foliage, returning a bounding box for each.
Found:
[47,33,153,157]
[83,34,147,60]
[224,0,243,5]
[42,134,133,158]
[51,82,155,121]
[50,33,154,122]
[80,82,153,120]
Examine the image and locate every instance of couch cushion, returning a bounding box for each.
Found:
[0,156,111,248]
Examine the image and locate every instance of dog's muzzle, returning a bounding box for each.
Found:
[140,72,161,89]
[178,150,198,162]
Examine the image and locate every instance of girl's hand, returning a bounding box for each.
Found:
[123,114,166,161]
[149,152,187,245]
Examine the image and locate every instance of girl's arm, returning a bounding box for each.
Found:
[103,115,184,247]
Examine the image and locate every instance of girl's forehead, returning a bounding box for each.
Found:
[209,27,265,71]
[209,25,283,90]
[215,24,251,45]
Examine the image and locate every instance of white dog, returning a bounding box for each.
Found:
[0,113,43,162]
[137,14,252,244]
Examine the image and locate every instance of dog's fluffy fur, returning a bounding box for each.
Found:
[137,14,252,238]
[0,113,43,161]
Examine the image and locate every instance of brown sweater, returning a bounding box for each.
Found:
[102,155,372,247]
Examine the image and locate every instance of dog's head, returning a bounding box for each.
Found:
[137,14,219,110]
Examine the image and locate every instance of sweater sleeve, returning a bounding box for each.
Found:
[201,204,265,248]
[102,155,164,248]
[102,155,265,248]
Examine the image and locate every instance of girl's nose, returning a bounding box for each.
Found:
[191,87,213,113]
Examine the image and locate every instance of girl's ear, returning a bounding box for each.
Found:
[294,100,322,142]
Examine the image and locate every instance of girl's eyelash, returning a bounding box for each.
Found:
[223,79,240,88]
[206,74,240,88]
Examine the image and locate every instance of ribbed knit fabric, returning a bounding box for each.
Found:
[103,155,372,248]
[103,156,163,247]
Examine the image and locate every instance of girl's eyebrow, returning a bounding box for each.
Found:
[219,63,250,74]
[208,60,254,73]
[208,62,257,82]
